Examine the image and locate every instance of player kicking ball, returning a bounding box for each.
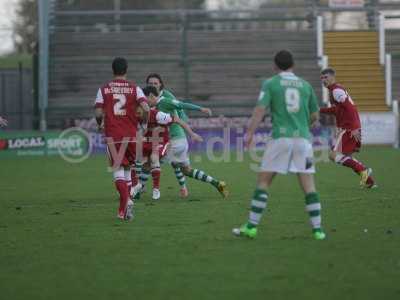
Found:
[135,74,228,199]
[131,74,211,198]
[131,86,203,201]
[233,50,326,240]
[94,57,150,221]
[319,68,376,189]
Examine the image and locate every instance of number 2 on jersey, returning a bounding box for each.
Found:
[113,94,127,116]
[285,88,300,113]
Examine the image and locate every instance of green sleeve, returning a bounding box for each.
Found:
[256,80,272,108]
[178,101,202,111]
[162,90,177,99]
[162,89,202,111]
[162,98,180,110]
[177,109,189,122]
[308,85,319,114]
[161,98,187,111]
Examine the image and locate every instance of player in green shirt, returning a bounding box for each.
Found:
[131,73,228,200]
[232,50,326,240]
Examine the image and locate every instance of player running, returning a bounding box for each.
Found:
[132,86,203,200]
[133,73,227,199]
[94,57,150,220]
[233,50,326,240]
[320,68,376,188]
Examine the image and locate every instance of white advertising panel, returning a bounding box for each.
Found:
[329,0,365,8]
[360,112,397,144]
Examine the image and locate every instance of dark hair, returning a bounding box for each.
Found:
[146,73,164,90]
[274,50,294,71]
[112,57,128,75]
[321,68,336,76]
[142,85,159,97]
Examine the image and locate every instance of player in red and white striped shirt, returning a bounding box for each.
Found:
[320,68,376,188]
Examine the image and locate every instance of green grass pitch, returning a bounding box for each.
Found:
[0,147,399,300]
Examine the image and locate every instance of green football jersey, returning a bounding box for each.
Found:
[156,89,202,140]
[257,72,318,139]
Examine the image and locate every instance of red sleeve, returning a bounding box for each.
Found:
[320,106,336,115]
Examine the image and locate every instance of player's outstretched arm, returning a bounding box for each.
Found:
[200,107,212,116]
[320,106,336,115]
[173,115,203,142]
[180,102,212,116]
[310,112,320,127]
[245,106,266,148]
[0,116,8,127]
[168,97,212,116]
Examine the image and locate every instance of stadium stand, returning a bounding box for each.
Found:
[324,31,388,112]
[386,29,400,103]
[48,4,322,128]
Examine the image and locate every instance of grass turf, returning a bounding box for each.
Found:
[0,146,399,300]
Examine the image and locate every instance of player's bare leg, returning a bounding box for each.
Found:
[329,150,376,188]
[232,172,275,238]
[297,173,325,240]
[181,165,228,198]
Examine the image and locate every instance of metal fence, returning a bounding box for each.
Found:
[0,66,34,130]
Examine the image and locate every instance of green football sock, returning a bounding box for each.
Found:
[305,192,322,231]
[134,161,143,178]
[139,170,150,187]
[247,189,268,228]
[187,168,219,187]
[174,166,186,187]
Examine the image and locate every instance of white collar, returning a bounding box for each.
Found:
[279,71,295,77]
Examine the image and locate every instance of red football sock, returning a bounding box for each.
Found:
[115,179,129,215]
[341,156,366,174]
[127,181,132,195]
[131,169,138,186]
[151,167,161,190]
[366,176,375,186]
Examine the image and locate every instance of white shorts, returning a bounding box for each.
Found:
[165,138,190,166]
[260,138,315,174]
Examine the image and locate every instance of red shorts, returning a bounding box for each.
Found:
[142,142,169,160]
[106,141,136,168]
[333,129,361,155]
